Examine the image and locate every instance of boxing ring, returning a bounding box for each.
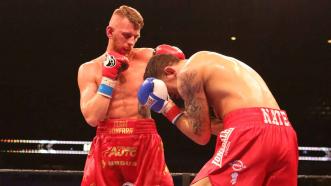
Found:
[1,139,330,186]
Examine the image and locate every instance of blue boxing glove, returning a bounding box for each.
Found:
[138,77,168,113]
[138,77,183,124]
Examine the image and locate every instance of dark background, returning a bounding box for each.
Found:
[0,0,330,173]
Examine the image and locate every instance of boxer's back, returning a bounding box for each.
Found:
[183,51,279,118]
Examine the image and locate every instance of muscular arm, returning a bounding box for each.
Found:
[77,63,112,127]
[210,118,223,136]
[174,71,211,145]
[138,102,151,118]
[209,108,223,135]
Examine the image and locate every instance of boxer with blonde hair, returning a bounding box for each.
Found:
[78,5,185,186]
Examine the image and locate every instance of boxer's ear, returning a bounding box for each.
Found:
[164,66,176,76]
[164,66,177,80]
[106,26,113,38]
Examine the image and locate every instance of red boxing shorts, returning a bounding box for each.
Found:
[192,107,298,186]
[81,119,173,186]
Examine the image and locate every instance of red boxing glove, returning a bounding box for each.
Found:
[102,51,129,80]
[97,51,129,98]
[154,44,185,60]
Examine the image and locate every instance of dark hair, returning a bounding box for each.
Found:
[143,54,180,79]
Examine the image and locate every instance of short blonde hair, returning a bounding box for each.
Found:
[113,5,144,30]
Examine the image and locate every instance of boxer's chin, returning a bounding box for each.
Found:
[123,47,132,55]
[117,48,131,56]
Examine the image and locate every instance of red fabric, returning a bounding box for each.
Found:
[81,119,173,186]
[154,44,185,60]
[102,51,129,79]
[164,104,182,124]
[192,107,298,186]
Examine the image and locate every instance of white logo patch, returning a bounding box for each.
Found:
[211,128,234,167]
[104,54,116,67]
[230,160,246,171]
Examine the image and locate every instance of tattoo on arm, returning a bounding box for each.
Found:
[138,103,151,118]
[179,71,204,135]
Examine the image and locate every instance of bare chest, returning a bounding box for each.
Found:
[116,61,147,95]
[96,59,147,97]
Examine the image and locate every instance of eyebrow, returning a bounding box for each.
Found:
[123,32,140,38]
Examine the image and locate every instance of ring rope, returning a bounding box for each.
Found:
[1,139,330,161]
[0,169,330,180]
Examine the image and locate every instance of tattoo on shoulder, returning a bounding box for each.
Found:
[179,71,204,135]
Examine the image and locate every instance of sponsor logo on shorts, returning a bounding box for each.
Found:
[101,146,138,168]
[105,160,137,167]
[122,182,134,186]
[229,160,246,185]
[103,146,137,158]
[231,172,239,185]
[261,108,290,126]
[211,128,234,167]
[230,160,246,172]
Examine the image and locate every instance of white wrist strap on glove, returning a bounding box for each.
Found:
[162,101,183,124]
